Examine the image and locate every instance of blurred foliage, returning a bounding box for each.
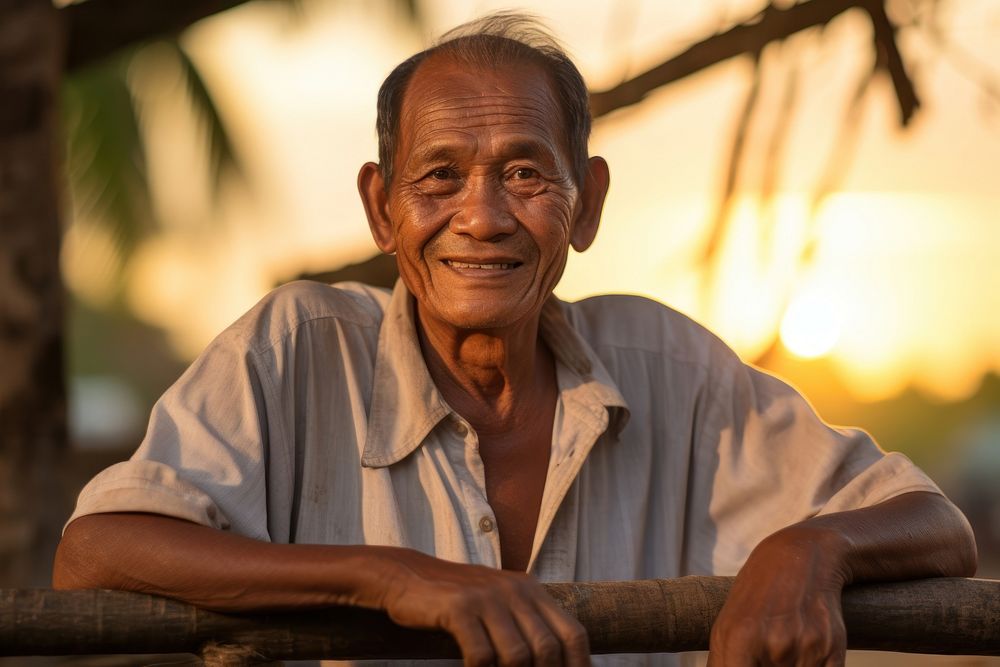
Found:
[173,43,244,191]
[58,0,427,432]
[59,0,425,299]
[62,50,151,259]
[61,37,242,265]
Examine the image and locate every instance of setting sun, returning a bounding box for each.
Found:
[780,291,843,359]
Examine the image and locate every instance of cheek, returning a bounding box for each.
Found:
[390,197,447,252]
[511,196,575,248]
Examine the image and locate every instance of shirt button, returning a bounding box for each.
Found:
[455,422,469,436]
[479,516,495,533]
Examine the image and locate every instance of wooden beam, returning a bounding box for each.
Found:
[589,0,917,123]
[3,577,1000,660]
[63,0,254,71]
[859,0,920,125]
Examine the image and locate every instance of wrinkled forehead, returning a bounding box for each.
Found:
[396,55,567,151]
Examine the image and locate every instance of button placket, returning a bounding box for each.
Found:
[466,432,502,563]
[443,419,501,566]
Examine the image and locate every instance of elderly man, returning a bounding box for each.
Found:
[54,13,976,667]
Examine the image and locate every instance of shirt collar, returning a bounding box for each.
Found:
[362,280,630,467]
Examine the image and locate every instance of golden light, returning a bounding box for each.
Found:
[779,291,842,359]
[815,193,1000,403]
[103,0,1000,408]
[61,219,121,308]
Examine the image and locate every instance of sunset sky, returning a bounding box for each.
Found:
[62,0,1000,405]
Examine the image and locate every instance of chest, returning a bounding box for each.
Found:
[477,407,554,572]
[280,376,662,575]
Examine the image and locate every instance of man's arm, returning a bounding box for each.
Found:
[707,490,977,666]
[54,512,590,667]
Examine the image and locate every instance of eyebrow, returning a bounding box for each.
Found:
[408,137,558,168]
[409,144,463,167]
[503,139,557,162]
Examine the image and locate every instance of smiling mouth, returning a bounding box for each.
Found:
[444,260,522,270]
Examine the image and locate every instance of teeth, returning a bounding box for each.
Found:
[448,261,516,269]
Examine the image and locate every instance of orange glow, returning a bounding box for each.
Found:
[814,193,999,402]
[61,0,1000,408]
[564,190,999,403]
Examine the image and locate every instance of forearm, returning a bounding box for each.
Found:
[54,512,592,665]
[53,512,401,612]
[757,490,978,586]
[708,491,977,664]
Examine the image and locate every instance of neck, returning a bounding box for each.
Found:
[415,305,554,434]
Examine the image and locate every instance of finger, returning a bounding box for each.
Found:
[761,618,800,666]
[707,647,755,667]
[511,595,582,667]
[532,598,590,667]
[719,649,758,667]
[797,605,846,667]
[790,629,836,667]
[505,600,565,667]
[709,621,757,667]
[445,614,497,667]
[817,637,846,667]
[481,605,534,667]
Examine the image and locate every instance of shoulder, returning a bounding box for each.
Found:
[561,293,738,371]
[225,280,391,354]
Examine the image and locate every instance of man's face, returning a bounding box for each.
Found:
[373,57,589,333]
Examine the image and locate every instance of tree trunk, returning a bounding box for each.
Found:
[0,0,68,588]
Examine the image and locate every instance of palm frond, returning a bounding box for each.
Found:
[62,51,152,257]
[171,40,243,190]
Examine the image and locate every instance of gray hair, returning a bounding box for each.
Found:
[375,11,592,186]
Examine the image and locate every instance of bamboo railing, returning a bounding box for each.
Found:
[4,577,1000,665]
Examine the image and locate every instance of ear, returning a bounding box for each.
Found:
[358,161,396,254]
[570,156,610,252]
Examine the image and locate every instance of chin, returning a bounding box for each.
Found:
[436,300,533,332]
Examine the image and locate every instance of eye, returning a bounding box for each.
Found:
[418,166,461,195]
[505,166,544,196]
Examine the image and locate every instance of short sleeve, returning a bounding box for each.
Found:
[698,354,943,574]
[67,325,273,541]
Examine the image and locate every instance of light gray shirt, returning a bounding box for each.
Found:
[70,279,944,665]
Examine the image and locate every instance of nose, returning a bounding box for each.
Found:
[448,180,517,241]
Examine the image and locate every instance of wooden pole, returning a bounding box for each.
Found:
[3,577,1000,661]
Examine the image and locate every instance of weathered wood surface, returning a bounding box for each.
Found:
[3,577,1000,660]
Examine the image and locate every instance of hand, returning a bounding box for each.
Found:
[707,526,849,666]
[374,549,590,667]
